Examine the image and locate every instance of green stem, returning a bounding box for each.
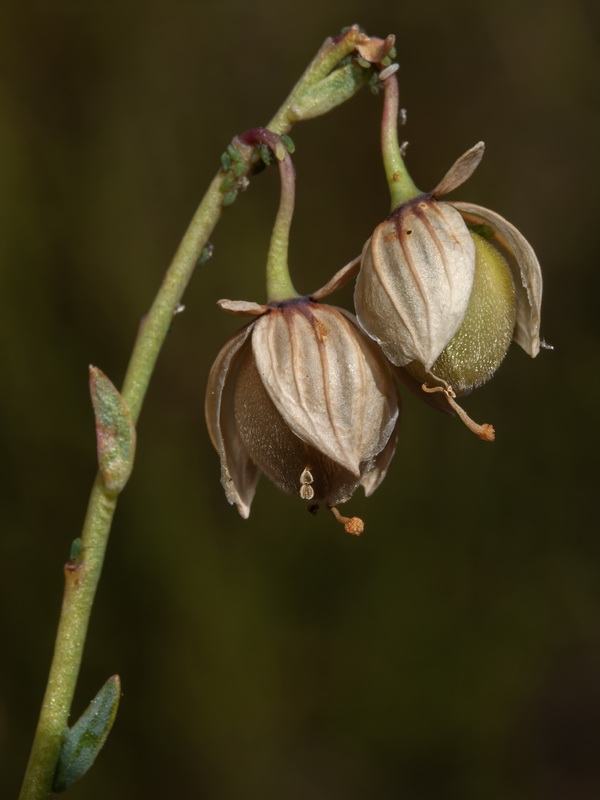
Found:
[18,477,117,800]
[380,72,420,210]
[266,150,297,301]
[120,174,224,421]
[238,128,298,302]
[18,27,375,800]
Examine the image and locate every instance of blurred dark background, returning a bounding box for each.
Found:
[1,1,599,798]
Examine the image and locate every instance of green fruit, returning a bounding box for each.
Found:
[406,231,516,393]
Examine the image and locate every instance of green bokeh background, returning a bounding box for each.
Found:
[2,1,599,798]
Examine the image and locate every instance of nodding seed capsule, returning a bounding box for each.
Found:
[355,142,543,438]
[205,295,400,520]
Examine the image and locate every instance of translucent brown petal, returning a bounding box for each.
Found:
[204,325,261,518]
[251,302,399,476]
[232,343,366,506]
[355,199,476,370]
[311,255,361,301]
[217,298,269,316]
[360,410,400,497]
[432,142,485,197]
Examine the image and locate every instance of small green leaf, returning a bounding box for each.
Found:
[89,367,136,494]
[233,159,247,177]
[227,143,242,162]
[53,675,121,792]
[291,62,370,121]
[257,143,272,166]
[281,134,295,154]
[220,173,236,191]
[220,151,231,171]
[198,243,214,265]
[69,538,83,561]
[222,189,238,206]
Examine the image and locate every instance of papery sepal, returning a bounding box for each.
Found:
[451,201,542,357]
[433,142,485,197]
[204,326,260,518]
[355,199,476,370]
[251,302,398,476]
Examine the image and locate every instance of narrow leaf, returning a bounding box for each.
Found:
[53,675,121,792]
[89,367,136,494]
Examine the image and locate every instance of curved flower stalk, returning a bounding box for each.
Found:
[354,73,543,440]
[205,130,399,533]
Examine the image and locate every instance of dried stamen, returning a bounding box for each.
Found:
[330,506,364,536]
[299,467,315,500]
[422,384,495,441]
[300,467,314,485]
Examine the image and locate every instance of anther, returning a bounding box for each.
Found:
[300,468,314,485]
[299,467,315,500]
[300,485,314,500]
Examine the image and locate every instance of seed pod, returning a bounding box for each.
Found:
[205,297,400,518]
[405,230,517,393]
[355,143,543,433]
[355,196,476,372]
[355,142,543,438]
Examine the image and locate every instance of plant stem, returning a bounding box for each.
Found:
[19,167,225,800]
[120,174,225,422]
[237,128,298,302]
[18,27,374,800]
[265,150,297,301]
[380,73,420,210]
[18,478,116,800]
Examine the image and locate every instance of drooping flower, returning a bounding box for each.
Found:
[206,127,399,533]
[354,72,543,439]
[355,141,542,373]
[205,288,400,533]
